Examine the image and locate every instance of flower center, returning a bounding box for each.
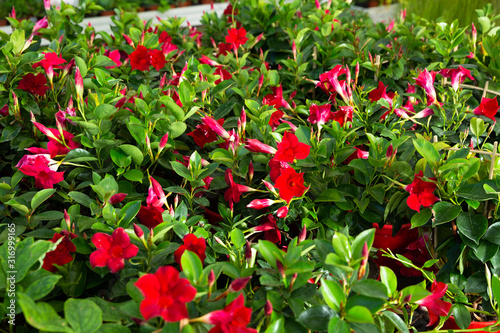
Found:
[158,295,174,308]
[110,245,123,258]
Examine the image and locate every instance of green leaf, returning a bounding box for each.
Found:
[315,189,346,202]
[18,293,72,332]
[31,189,56,212]
[328,317,350,333]
[4,238,55,282]
[170,161,193,181]
[492,275,500,308]
[331,232,351,262]
[181,250,203,284]
[470,117,486,137]
[345,306,373,324]
[265,317,285,333]
[483,222,500,245]
[64,148,98,162]
[22,271,61,301]
[230,229,245,249]
[478,16,491,33]
[351,280,388,299]
[162,97,184,121]
[432,202,462,226]
[119,144,144,166]
[94,104,117,120]
[296,305,334,331]
[65,298,102,333]
[69,191,93,208]
[410,208,432,227]
[258,240,284,269]
[351,229,375,260]
[452,303,471,329]
[169,122,187,139]
[381,311,409,333]
[379,266,397,295]
[75,56,88,77]
[11,29,25,54]
[321,279,345,311]
[413,139,440,166]
[118,201,141,228]
[123,169,143,182]
[456,212,488,245]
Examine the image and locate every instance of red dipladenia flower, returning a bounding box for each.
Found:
[174,234,207,266]
[415,281,452,327]
[188,118,226,147]
[135,266,197,322]
[474,96,499,122]
[244,139,277,154]
[224,169,253,210]
[149,49,166,71]
[274,131,311,163]
[368,81,394,108]
[405,171,439,212]
[225,27,248,50]
[34,52,67,71]
[90,227,139,273]
[308,103,332,125]
[330,105,353,127]
[254,214,281,244]
[16,154,64,189]
[274,167,307,203]
[269,110,284,130]
[104,49,122,68]
[129,45,150,71]
[18,73,49,96]
[33,123,80,158]
[439,66,474,92]
[414,69,438,105]
[203,294,257,333]
[269,158,290,183]
[42,230,77,272]
[263,85,291,110]
[318,65,349,103]
[214,66,232,85]
[247,199,275,210]
[137,176,167,229]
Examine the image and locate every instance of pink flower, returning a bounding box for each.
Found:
[368,81,394,108]
[254,215,281,244]
[90,228,139,273]
[439,66,474,92]
[109,193,127,205]
[263,85,291,110]
[32,121,80,158]
[415,281,452,327]
[225,27,248,50]
[202,116,231,140]
[308,103,332,125]
[16,154,64,189]
[414,69,438,105]
[32,17,49,35]
[247,199,275,210]
[104,49,122,68]
[318,65,349,103]
[244,139,277,154]
[386,19,395,33]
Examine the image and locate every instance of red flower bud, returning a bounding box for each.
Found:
[133,223,144,239]
[208,269,215,288]
[245,241,252,260]
[277,206,288,218]
[276,260,285,279]
[247,199,275,210]
[264,300,273,316]
[123,34,134,48]
[64,209,71,229]
[228,276,251,293]
[298,224,307,243]
[109,193,127,205]
[159,132,169,152]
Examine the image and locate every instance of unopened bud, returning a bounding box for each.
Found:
[357,242,369,280]
[133,223,144,239]
[248,162,254,183]
[109,193,127,205]
[174,194,179,208]
[228,276,251,292]
[355,61,360,86]
[276,260,285,279]
[290,273,298,290]
[277,206,288,218]
[292,40,297,61]
[298,224,307,243]
[264,300,273,316]
[386,144,394,159]
[208,270,215,288]
[64,209,71,229]
[123,34,134,48]
[159,132,169,152]
[245,241,252,260]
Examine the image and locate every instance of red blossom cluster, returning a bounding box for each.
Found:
[129,45,166,71]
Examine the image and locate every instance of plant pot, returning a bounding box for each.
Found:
[0,19,7,27]
[176,0,192,7]
[147,5,160,10]
[367,0,379,7]
[200,0,212,4]
[442,316,500,332]
[100,10,115,16]
[372,223,419,253]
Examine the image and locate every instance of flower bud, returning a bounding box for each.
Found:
[245,241,252,260]
[109,193,127,205]
[386,144,394,159]
[255,33,263,43]
[264,300,273,316]
[159,132,169,152]
[123,34,134,48]
[248,162,254,183]
[355,61,360,86]
[133,223,144,239]
[247,199,275,210]
[290,273,298,290]
[245,139,277,154]
[10,7,16,18]
[292,40,297,61]
[208,270,215,288]
[64,209,71,229]
[471,23,477,45]
[315,0,320,9]
[277,206,288,218]
[44,0,51,10]
[262,180,277,195]
[75,67,83,101]
[276,260,285,279]
[240,108,246,134]
[202,116,230,139]
[298,224,307,243]
[357,242,369,280]
[228,276,251,293]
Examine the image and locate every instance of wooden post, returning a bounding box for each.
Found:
[482,81,490,98]
[484,141,498,217]
[374,55,380,82]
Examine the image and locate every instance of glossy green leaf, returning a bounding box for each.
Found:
[483,222,500,245]
[31,189,56,212]
[315,189,346,202]
[381,311,409,333]
[452,303,471,329]
[65,298,102,333]
[18,293,72,332]
[296,305,334,331]
[379,266,397,295]
[94,104,117,119]
[432,201,462,226]
[351,279,388,299]
[181,250,203,284]
[411,208,432,227]
[345,306,373,324]
[413,139,440,166]
[321,279,345,311]
[328,317,350,333]
[118,201,141,228]
[171,161,193,181]
[456,212,488,245]
[258,240,284,269]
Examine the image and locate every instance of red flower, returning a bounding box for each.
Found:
[214,66,232,85]
[368,81,394,108]
[415,281,452,327]
[149,49,166,71]
[268,110,284,130]
[269,158,290,182]
[90,228,139,273]
[16,154,64,189]
[0,104,8,117]
[32,121,80,158]
[204,294,257,333]
[18,73,49,96]
[137,205,164,229]
[317,65,349,102]
[104,49,122,68]
[414,69,438,105]
[218,42,233,56]
[224,169,253,210]
[274,131,311,163]
[42,231,77,272]
[34,52,67,71]
[263,85,291,110]
[405,171,439,212]
[255,215,281,244]
[274,168,307,203]
[330,105,353,127]
[174,234,207,266]
[129,45,150,71]
[439,66,474,92]
[187,118,226,147]
[135,266,197,322]
[159,31,173,44]
[308,103,332,125]
[474,96,499,122]
[225,27,248,50]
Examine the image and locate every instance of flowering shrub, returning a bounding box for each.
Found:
[1,0,500,332]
